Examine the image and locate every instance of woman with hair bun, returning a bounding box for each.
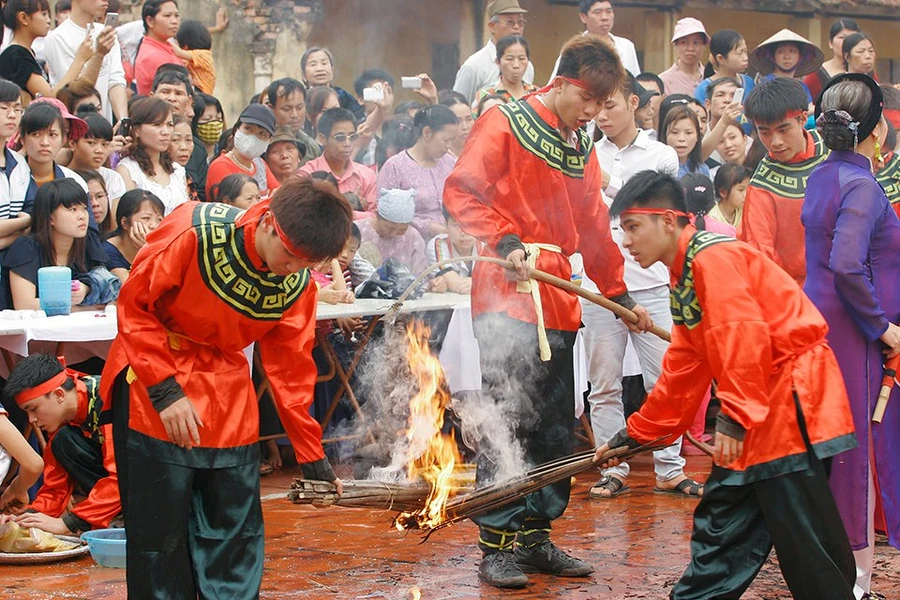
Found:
[802,73,900,600]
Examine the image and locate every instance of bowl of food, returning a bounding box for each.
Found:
[81,529,126,568]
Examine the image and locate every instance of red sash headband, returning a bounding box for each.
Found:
[785,110,807,120]
[15,370,71,406]
[558,76,591,91]
[270,212,309,259]
[620,207,691,219]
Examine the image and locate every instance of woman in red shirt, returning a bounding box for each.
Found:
[134,0,181,96]
[207,104,280,201]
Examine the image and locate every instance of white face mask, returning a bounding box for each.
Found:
[233,128,269,159]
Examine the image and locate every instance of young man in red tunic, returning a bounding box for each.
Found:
[101,178,352,599]
[6,355,120,536]
[443,35,650,589]
[596,171,856,599]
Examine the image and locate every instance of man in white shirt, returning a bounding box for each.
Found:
[452,0,535,104]
[579,75,704,500]
[45,0,128,124]
[549,0,640,80]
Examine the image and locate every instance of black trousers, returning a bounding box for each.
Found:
[51,426,106,495]
[470,314,576,551]
[673,394,855,600]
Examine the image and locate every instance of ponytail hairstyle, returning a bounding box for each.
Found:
[412,104,458,140]
[681,173,716,231]
[705,30,744,79]
[375,115,415,170]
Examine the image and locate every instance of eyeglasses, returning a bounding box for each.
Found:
[331,133,360,143]
[498,18,526,27]
[0,103,24,116]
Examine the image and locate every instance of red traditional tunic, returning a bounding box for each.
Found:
[876,151,900,219]
[442,96,626,332]
[100,201,325,464]
[30,376,120,529]
[738,130,828,286]
[627,227,856,481]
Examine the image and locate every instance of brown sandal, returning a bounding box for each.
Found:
[588,475,631,499]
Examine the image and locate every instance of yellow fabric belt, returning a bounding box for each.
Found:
[516,243,562,362]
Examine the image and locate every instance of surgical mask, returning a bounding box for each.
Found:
[195,120,223,146]
[233,128,269,159]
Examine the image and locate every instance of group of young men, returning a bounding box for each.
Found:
[0,23,875,600]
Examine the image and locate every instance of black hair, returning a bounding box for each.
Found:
[3,354,73,406]
[2,0,50,30]
[269,177,353,263]
[578,0,611,13]
[267,77,306,108]
[75,168,112,234]
[309,170,339,188]
[152,67,194,98]
[210,173,257,205]
[681,173,715,230]
[842,33,874,71]
[305,85,338,135]
[657,94,701,137]
[609,170,689,226]
[714,163,750,201]
[829,19,860,42]
[705,30,744,78]
[662,105,703,172]
[175,19,211,51]
[476,93,506,117]
[353,69,395,99]
[19,102,66,138]
[557,34,625,101]
[142,0,177,34]
[495,35,530,61]
[31,179,90,271]
[80,112,113,141]
[57,81,101,115]
[112,189,165,236]
[706,76,740,102]
[744,77,808,125]
[817,76,882,150]
[0,79,21,103]
[375,115,415,169]
[412,104,458,139]
[54,0,70,14]
[636,72,665,95]
[350,222,361,242]
[191,92,224,132]
[317,107,356,138]
[438,90,468,108]
[394,101,424,116]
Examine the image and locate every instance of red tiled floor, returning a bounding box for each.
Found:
[4,454,900,599]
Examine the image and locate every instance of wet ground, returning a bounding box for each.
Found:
[3,454,899,599]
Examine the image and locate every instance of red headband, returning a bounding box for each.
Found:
[620,208,691,219]
[270,212,309,259]
[785,110,807,120]
[15,370,69,406]
[558,76,591,91]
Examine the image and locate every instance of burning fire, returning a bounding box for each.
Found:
[409,587,422,600]
[394,322,462,531]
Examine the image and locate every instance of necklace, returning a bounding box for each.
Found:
[228,151,253,170]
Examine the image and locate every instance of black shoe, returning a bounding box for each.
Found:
[478,551,529,589]
[515,541,594,577]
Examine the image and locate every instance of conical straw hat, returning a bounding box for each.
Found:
[750,29,825,78]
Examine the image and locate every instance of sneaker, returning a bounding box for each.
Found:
[515,540,594,577]
[478,551,529,589]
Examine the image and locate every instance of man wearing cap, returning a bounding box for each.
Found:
[101,177,352,599]
[444,35,649,589]
[265,125,306,184]
[452,0,535,104]
[738,77,828,285]
[659,17,710,97]
[548,1,640,80]
[357,188,427,273]
[5,355,120,537]
[206,104,280,201]
[582,74,699,502]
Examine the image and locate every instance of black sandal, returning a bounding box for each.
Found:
[588,475,631,499]
[654,478,704,497]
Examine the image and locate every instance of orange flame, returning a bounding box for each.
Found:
[409,586,422,600]
[395,322,461,530]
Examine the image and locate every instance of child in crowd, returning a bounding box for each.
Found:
[695,30,754,103]
[76,169,113,236]
[663,105,709,178]
[710,164,750,229]
[4,355,121,535]
[750,30,823,108]
[356,188,427,274]
[682,173,736,236]
[1,179,117,310]
[0,80,31,251]
[170,20,217,95]
[0,397,44,513]
[299,107,377,214]
[103,189,166,283]
[426,206,479,295]
[210,173,261,209]
[66,112,127,211]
